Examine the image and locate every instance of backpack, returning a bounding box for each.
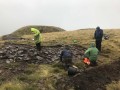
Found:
[68,66,78,76]
[104,34,109,40]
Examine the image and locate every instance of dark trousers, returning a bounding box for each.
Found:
[90,61,97,66]
[96,39,102,51]
[36,42,41,50]
[62,57,72,69]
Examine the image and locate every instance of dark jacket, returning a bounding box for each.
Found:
[60,49,73,62]
[94,27,103,40]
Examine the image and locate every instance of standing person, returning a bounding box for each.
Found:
[31,28,41,50]
[94,26,103,52]
[60,45,73,69]
[84,42,99,66]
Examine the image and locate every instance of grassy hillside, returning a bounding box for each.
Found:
[2,25,65,40]
[0,29,120,90]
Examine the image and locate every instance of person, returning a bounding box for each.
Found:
[31,28,41,50]
[84,42,99,66]
[60,45,73,69]
[94,26,103,52]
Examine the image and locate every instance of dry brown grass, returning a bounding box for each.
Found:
[2,29,120,47]
[22,30,120,63]
[22,30,120,66]
[106,81,120,90]
[0,29,120,90]
[22,30,94,46]
[0,36,5,48]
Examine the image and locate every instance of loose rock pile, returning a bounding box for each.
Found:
[0,43,85,64]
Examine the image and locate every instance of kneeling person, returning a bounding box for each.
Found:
[84,42,99,66]
[60,45,73,69]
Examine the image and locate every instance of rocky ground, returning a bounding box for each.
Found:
[0,42,85,64]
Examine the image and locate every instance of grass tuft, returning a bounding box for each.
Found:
[106,81,120,90]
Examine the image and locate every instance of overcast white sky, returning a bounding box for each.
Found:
[0,0,120,35]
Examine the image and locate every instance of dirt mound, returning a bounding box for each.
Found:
[56,58,120,90]
[0,43,85,64]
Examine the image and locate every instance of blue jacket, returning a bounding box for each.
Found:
[60,49,73,61]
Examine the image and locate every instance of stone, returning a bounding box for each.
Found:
[0,51,4,54]
[0,70,2,73]
[36,56,43,60]
[52,56,59,61]
[6,60,10,64]
[9,55,15,59]
[17,51,24,54]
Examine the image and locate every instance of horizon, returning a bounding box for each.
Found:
[1,26,120,36]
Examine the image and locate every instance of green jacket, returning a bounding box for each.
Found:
[31,28,41,44]
[85,43,99,61]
